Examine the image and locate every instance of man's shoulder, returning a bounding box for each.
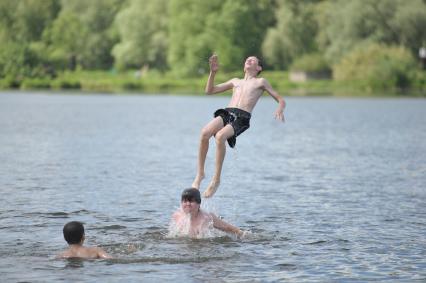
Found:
[85,246,105,258]
[256,77,270,89]
[56,250,69,259]
[172,210,183,221]
[86,246,101,252]
[203,211,217,220]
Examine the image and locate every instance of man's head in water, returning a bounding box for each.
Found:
[244,56,263,75]
[181,188,201,214]
[63,221,85,245]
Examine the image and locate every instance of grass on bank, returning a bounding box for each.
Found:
[1,69,425,96]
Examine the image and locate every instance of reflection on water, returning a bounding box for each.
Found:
[0,92,425,282]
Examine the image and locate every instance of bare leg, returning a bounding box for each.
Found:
[192,117,224,189]
[191,137,208,189]
[203,125,234,198]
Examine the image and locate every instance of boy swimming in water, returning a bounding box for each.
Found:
[170,188,244,238]
[192,54,286,197]
[57,221,112,259]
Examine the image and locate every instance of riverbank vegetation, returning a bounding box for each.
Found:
[0,0,425,95]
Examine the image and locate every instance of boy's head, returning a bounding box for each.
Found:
[63,221,85,244]
[181,188,201,204]
[244,56,263,75]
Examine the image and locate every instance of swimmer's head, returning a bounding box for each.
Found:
[63,221,85,245]
[181,188,201,204]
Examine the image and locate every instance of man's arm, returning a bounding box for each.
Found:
[261,78,286,122]
[205,54,234,94]
[96,247,112,259]
[205,74,234,94]
[211,214,243,237]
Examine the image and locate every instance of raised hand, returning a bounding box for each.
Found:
[209,54,219,73]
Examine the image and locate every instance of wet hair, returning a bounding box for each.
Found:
[181,188,201,204]
[63,221,84,244]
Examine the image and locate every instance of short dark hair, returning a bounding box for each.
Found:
[181,188,201,204]
[63,221,84,244]
[257,57,263,75]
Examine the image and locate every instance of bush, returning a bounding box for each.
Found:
[119,80,143,90]
[410,70,426,91]
[290,53,331,73]
[20,78,51,89]
[0,76,20,89]
[79,79,116,92]
[50,78,81,89]
[0,42,34,79]
[333,43,417,91]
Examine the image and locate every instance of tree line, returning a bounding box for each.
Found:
[0,0,425,82]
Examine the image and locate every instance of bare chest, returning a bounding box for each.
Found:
[232,79,263,99]
[189,216,214,237]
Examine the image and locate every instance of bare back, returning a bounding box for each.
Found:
[58,246,110,259]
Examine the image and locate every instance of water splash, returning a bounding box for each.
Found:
[167,210,190,238]
[167,208,222,239]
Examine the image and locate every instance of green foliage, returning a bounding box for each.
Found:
[333,43,417,91]
[0,0,425,95]
[0,0,60,80]
[262,0,319,69]
[410,70,426,91]
[14,0,60,42]
[208,0,274,71]
[0,0,60,42]
[168,0,273,76]
[42,12,87,70]
[0,1,18,42]
[112,0,169,70]
[21,78,51,89]
[318,0,426,63]
[50,78,81,89]
[167,0,222,76]
[0,42,39,79]
[0,76,20,89]
[43,0,123,70]
[290,53,331,73]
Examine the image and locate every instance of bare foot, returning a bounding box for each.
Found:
[203,179,220,198]
[191,173,205,189]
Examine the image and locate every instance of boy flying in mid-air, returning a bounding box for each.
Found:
[192,54,286,198]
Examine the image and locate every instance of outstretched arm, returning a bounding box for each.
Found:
[205,54,234,94]
[211,214,243,237]
[261,78,286,122]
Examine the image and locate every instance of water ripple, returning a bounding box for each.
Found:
[1,94,425,282]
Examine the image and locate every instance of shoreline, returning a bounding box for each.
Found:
[1,70,425,97]
[1,89,425,98]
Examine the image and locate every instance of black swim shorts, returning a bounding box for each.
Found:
[214,107,251,148]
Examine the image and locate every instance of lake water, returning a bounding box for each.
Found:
[0,91,425,282]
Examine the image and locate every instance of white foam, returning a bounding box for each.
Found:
[167,208,223,239]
